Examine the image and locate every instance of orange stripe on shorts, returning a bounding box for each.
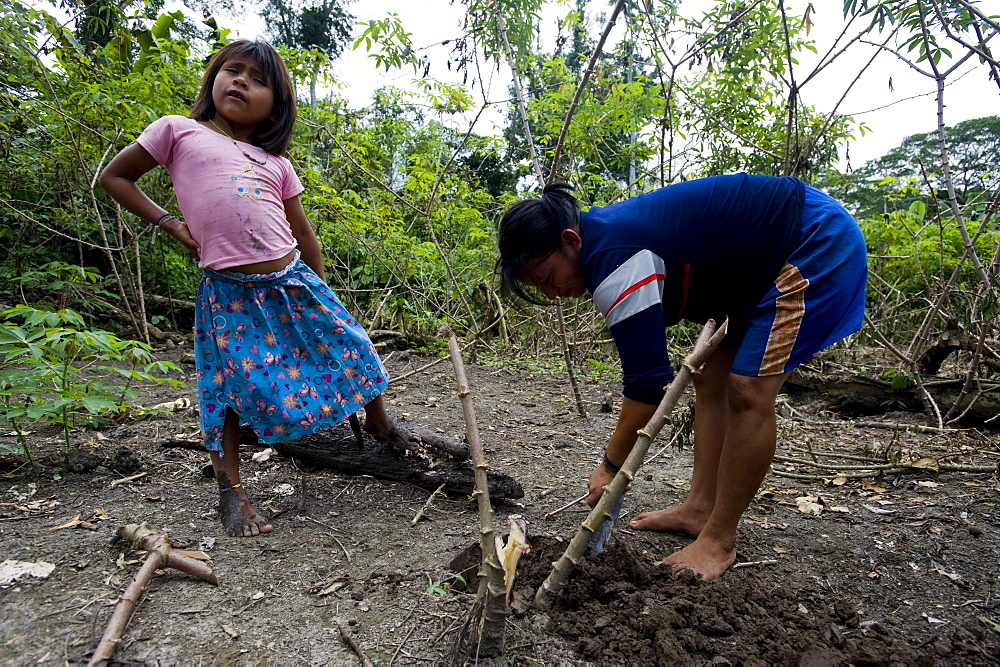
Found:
[759,262,810,375]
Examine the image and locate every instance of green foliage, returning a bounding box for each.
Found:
[858,178,1000,336]
[425,571,466,597]
[352,13,419,72]
[829,116,1000,219]
[0,306,184,451]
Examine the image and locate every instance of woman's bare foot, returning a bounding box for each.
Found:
[658,536,737,582]
[218,486,273,537]
[364,417,419,453]
[628,503,710,538]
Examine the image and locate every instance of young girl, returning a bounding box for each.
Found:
[101,39,413,537]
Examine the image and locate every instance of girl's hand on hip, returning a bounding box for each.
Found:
[164,219,201,261]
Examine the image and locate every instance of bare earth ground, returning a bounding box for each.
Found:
[1,346,998,665]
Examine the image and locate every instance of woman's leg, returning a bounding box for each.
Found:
[361,395,418,452]
[212,408,273,537]
[661,370,789,581]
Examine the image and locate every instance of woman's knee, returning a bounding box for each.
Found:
[727,373,789,414]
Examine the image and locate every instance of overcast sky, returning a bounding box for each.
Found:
[224,0,999,168]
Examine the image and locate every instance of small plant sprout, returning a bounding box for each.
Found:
[0,306,184,452]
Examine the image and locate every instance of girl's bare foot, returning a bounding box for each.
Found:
[218,486,273,537]
[628,504,710,538]
[364,417,419,453]
[658,536,737,582]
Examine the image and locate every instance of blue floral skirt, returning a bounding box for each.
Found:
[194,255,389,453]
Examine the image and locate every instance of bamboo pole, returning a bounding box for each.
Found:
[447,335,507,657]
[534,319,727,609]
[89,523,217,666]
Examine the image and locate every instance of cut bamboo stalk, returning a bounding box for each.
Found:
[88,523,217,666]
[534,319,727,609]
[447,335,508,657]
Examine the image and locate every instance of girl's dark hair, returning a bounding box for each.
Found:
[190,40,297,156]
[496,182,580,305]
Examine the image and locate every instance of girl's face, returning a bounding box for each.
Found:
[523,229,588,300]
[211,57,275,129]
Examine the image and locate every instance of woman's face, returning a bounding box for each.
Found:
[523,229,588,300]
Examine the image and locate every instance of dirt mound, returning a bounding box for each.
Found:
[511,536,996,665]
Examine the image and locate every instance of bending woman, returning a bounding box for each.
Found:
[496,174,867,581]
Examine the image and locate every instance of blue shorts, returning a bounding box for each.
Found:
[731,185,867,377]
[194,254,389,453]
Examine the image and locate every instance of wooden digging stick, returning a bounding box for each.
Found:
[534,319,728,609]
[89,523,218,666]
[447,335,508,658]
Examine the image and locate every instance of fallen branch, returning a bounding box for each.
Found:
[412,483,447,525]
[543,493,588,520]
[773,454,995,474]
[337,622,373,667]
[389,340,475,384]
[109,472,147,488]
[88,523,217,666]
[535,319,727,609]
[732,559,778,569]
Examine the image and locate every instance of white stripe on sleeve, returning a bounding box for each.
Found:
[592,249,666,328]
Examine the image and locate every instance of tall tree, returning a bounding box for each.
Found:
[262,0,354,104]
[831,116,1000,219]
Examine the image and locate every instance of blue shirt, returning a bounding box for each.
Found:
[580,174,804,404]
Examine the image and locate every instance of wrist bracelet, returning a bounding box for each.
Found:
[602,451,621,474]
[154,212,175,228]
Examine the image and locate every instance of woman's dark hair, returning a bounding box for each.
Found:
[190,40,297,156]
[496,182,580,305]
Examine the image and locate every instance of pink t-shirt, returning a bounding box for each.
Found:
[136,115,305,270]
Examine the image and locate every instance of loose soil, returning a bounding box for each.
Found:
[1,346,997,665]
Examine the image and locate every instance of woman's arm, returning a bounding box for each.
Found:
[284,195,326,282]
[586,396,657,505]
[100,143,200,259]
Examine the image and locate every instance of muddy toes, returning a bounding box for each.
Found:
[219,490,273,538]
[365,418,420,453]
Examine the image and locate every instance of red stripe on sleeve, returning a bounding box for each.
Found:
[603,273,666,317]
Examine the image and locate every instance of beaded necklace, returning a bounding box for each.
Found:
[208,118,268,166]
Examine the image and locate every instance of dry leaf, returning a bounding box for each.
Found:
[173,549,212,561]
[828,506,851,513]
[221,624,241,639]
[307,575,349,596]
[910,456,940,472]
[916,480,940,488]
[772,545,789,554]
[150,397,191,411]
[832,476,848,486]
[862,482,887,493]
[795,496,823,515]
[251,448,276,463]
[92,508,109,520]
[978,616,1000,633]
[864,504,896,515]
[50,514,82,531]
[495,515,530,605]
[0,560,55,585]
[114,552,138,570]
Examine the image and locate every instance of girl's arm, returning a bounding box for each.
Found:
[284,195,326,282]
[100,143,200,259]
